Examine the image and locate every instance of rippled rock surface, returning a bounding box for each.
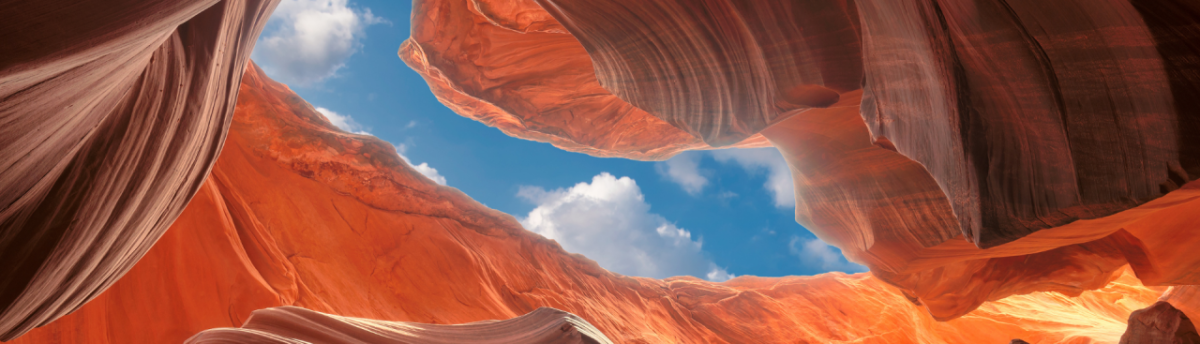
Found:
[6,62,1172,344]
[186,307,612,344]
[0,0,278,339]
[408,0,1200,327]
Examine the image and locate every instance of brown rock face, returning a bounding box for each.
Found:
[407,0,1200,324]
[0,0,277,340]
[185,307,613,344]
[1119,302,1200,344]
[7,63,1173,343]
[857,0,1191,248]
[537,0,863,147]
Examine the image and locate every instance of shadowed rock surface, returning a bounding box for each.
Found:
[7,63,1171,344]
[185,307,612,344]
[1119,301,1200,344]
[0,0,278,340]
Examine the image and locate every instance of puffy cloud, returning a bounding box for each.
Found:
[518,173,732,281]
[710,148,795,208]
[656,151,708,195]
[394,144,447,185]
[315,107,369,135]
[788,236,868,273]
[253,0,387,85]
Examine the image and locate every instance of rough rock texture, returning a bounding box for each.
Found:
[1163,286,1200,335]
[1119,301,1200,344]
[407,0,1200,324]
[399,0,771,160]
[8,63,1170,344]
[0,0,277,340]
[186,307,611,344]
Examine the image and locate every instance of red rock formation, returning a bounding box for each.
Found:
[185,307,612,344]
[7,63,1174,343]
[407,0,1200,325]
[0,0,278,340]
[399,0,770,160]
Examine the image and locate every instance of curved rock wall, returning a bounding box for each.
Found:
[0,0,278,340]
[406,0,1200,323]
[399,0,771,160]
[7,63,1171,344]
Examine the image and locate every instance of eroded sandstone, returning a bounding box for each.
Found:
[7,63,1175,344]
[0,0,278,340]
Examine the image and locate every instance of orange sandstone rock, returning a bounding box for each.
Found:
[399,0,770,160]
[408,0,1200,325]
[8,63,1171,344]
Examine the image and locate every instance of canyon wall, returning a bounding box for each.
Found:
[6,63,1172,344]
[0,0,278,340]
[402,0,1200,325]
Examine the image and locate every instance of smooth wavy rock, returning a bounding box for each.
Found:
[407,0,1200,322]
[0,0,277,340]
[8,63,1170,344]
[857,0,1200,248]
[185,307,612,344]
[1162,286,1200,334]
[763,90,1200,320]
[536,0,863,147]
[399,0,770,160]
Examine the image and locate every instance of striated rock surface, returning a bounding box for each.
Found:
[536,0,863,147]
[185,307,612,344]
[399,0,771,160]
[0,0,278,340]
[856,0,1197,248]
[7,63,1172,344]
[407,0,1200,324]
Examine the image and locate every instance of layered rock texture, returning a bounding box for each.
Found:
[5,0,1200,342]
[0,0,278,340]
[4,63,1179,343]
[403,0,1200,329]
[186,307,613,344]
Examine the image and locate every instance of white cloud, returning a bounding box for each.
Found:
[394,144,447,185]
[404,120,418,129]
[315,107,369,134]
[518,173,732,281]
[788,236,867,273]
[656,152,708,195]
[710,148,795,208]
[253,0,387,85]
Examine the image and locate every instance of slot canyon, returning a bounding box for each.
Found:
[2,0,1200,343]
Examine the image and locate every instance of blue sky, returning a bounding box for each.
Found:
[251,0,865,280]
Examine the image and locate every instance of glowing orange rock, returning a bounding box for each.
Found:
[6,63,1176,344]
[399,0,770,160]
[407,0,1200,326]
